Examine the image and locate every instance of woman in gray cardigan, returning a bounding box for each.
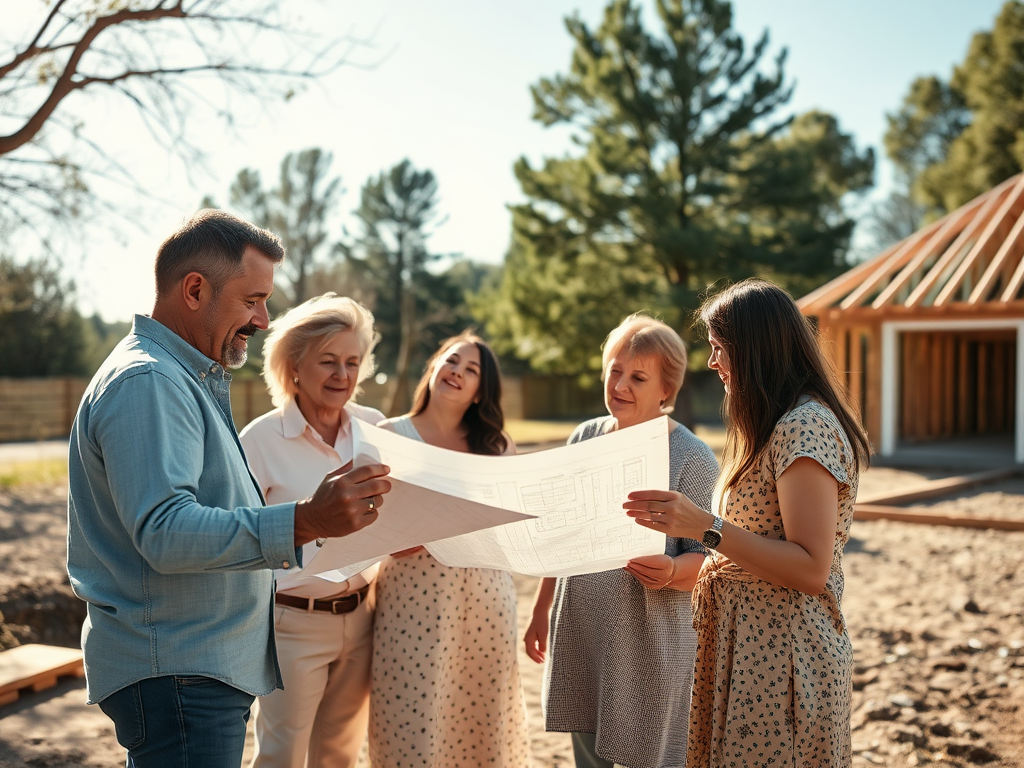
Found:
[525,313,718,768]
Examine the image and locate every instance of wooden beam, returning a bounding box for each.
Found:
[999,235,1024,301]
[978,342,990,433]
[935,174,1024,306]
[994,339,1008,430]
[837,217,949,310]
[854,504,1024,530]
[905,177,1018,308]
[957,336,971,434]
[917,333,931,438]
[798,241,903,313]
[943,334,956,437]
[820,301,1024,323]
[856,467,1021,505]
[971,197,1024,303]
[928,333,943,437]
[869,200,988,310]
[849,330,864,421]
[865,325,882,445]
[900,333,912,440]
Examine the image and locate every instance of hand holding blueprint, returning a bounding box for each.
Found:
[309,417,667,579]
[424,417,670,576]
[301,468,534,582]
[306,416,670,580]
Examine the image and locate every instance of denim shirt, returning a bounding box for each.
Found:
[67,315,301,704]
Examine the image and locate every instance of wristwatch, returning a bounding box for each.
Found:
[702,515,725,549]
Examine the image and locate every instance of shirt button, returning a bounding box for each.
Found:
[282,561,290,569]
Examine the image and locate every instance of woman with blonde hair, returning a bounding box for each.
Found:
[625,279,871,766]
[369,331,531,768]
[526,313,718,768]
[239,293,385,768]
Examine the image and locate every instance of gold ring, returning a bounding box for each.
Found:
[368,498,376,513]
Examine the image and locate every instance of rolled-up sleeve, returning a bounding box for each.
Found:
[91,369,297,574]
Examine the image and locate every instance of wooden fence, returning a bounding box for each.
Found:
[0,379,89,442]
[0,374,622,443]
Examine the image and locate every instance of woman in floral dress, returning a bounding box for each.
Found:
[625,279,871,767]
[368,332,531,768]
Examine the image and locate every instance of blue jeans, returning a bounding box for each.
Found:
[98,675,255,768]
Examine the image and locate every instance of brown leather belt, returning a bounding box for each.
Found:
[274,584,370,614]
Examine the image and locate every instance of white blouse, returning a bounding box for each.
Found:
[239,397,385,598]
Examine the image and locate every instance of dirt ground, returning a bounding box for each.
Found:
[1,466,1022,767]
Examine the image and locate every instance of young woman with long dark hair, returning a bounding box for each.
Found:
[625,279,870,766]
[368,331,531,767]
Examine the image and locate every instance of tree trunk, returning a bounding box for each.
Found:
[383,287,416,416]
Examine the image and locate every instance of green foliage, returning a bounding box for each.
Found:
[339,159,469,412]
[478,0,873,377]
[0,256,87,377]
[885,1,1024,213]
[227,148,343,305]
[81,314,132,375]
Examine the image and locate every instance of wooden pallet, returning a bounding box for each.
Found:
[857,468,1021,506]
[854,503,1024,531]
[852,468,1024,530]
[0,644,84,707]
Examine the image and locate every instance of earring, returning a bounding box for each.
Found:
[293,377,299,384]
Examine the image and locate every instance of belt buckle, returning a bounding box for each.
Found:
[331,594,355,614]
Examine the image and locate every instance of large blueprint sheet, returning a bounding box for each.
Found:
[342,417,670,577]
[302,424,535,583]
[426,417,669,576]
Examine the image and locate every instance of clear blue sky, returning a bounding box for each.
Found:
[1,0,1009,321]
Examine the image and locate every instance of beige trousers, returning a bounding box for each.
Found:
[250,591,374,768]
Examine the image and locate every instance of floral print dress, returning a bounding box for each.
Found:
[368,416,531,768]
[689,399,858,767]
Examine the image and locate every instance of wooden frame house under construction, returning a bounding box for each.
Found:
[798,173,1024,464]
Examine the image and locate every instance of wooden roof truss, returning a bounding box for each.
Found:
[800,173,1024,315]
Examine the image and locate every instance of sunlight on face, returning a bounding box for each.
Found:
[707,332,732,392]
[429,341,482,409]
[292,330,363,415]
[604,353,670,429]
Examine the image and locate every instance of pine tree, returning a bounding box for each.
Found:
[885,1,1024,214]
[478,0,873,376]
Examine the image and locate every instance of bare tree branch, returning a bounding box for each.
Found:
[0,0,70,79]
[0,0,375,245]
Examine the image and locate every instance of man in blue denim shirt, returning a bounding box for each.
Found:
[67,210,391,768]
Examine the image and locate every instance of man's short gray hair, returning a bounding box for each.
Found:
[154,209,284,298]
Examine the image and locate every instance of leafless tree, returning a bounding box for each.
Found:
[0,0,369,247]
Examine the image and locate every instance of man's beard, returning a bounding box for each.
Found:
[223,323,259,369]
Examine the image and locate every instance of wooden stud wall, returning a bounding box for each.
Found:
[898,330,1016,441]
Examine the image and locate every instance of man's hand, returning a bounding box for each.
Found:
[293,463,391,547]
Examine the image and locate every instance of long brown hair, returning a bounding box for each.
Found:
[698,278,871,492]
[409,331,508,456]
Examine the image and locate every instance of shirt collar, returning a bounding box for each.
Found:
[281,397,309,440]
[281,397,354,449]
[132,314,227,382]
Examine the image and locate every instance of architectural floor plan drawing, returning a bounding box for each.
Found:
[307,417,670,580]
[434,442,667,576]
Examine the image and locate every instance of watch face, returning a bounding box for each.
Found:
[702,529,722,549]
